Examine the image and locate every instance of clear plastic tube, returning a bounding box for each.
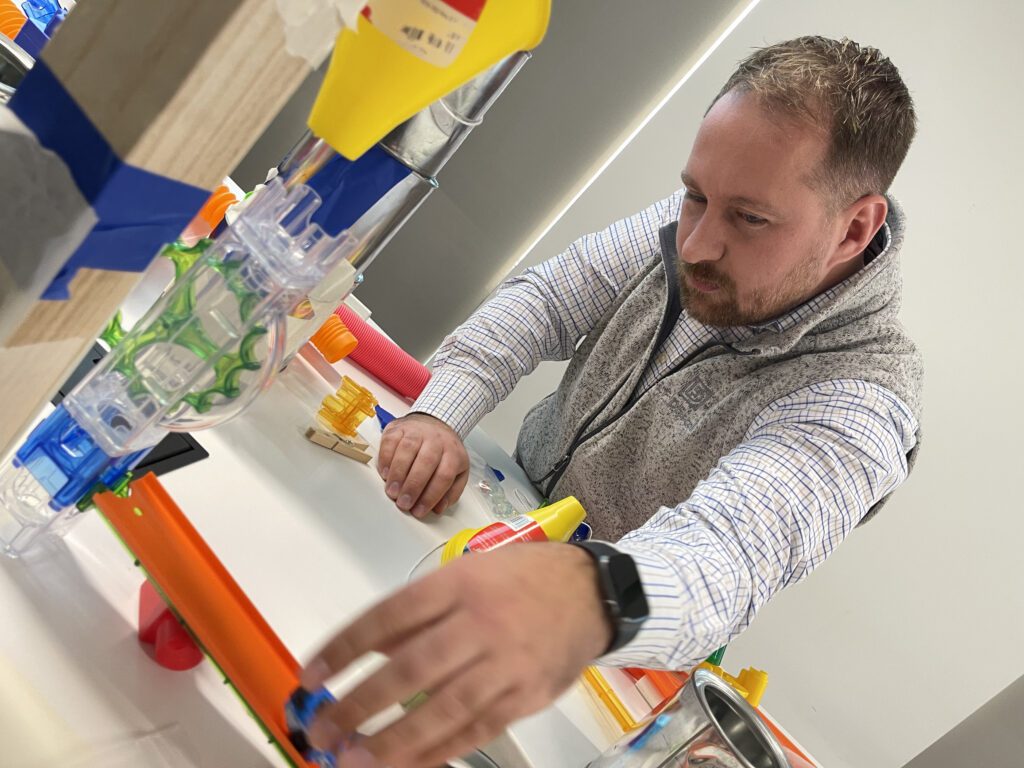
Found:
[0,178,354,557]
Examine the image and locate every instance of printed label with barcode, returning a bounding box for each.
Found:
[366,0,484,68]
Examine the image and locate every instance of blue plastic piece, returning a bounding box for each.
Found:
[286,686,339,767]
[627,712,672,750]
[13,18,47,58]
[489,466,505,482]
[570,521,593,542]
[21,0,63,32]
[42,10,64,38]
[14,405,146,511]
[375,405,396,431]
[304,145,411,237]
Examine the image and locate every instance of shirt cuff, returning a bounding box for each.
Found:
[595,541,694,669]
[410,367,497,440]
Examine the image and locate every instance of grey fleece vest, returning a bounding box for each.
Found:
[516,198,923,542]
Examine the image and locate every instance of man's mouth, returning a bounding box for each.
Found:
[685,272,721,293]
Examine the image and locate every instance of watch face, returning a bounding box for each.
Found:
[608,553,648,621]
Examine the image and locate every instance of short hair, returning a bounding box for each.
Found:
[712,36,916,210]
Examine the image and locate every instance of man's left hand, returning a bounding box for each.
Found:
[300,542,614,767]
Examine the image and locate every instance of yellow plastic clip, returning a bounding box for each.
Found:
[317,376,377,437]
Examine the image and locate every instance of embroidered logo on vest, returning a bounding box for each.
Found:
[681,377,712,406]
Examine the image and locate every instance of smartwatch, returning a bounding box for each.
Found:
[572,540,649,655]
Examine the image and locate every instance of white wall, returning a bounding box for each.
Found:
[478,1,1024,766]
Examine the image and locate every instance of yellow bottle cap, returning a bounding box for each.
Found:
[441,528,476,565]
[531,496,586,542]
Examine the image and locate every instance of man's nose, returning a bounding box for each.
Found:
[678,209,725,265]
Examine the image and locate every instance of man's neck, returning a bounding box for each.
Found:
[818,252,866,297]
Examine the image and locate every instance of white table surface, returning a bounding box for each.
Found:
[0,351,612,768]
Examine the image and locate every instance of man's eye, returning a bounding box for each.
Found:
[739,211,767,225]
[683,191,707,204]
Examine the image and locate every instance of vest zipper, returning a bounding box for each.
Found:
[540,224,688,498]
[541,341,729,498]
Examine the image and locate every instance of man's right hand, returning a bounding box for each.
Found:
[377,412,470,519]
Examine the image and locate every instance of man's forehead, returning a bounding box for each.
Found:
[684,96,826,207]
[680,169,784,218]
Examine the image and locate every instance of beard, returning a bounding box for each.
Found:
[679,246,825,327]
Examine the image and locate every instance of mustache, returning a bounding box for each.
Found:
[681,261,733,289]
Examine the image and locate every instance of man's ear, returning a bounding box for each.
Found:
[829,194,888,268]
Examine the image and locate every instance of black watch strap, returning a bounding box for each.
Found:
[572,540,649,655]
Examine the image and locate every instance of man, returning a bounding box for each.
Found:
[300,36,922,767]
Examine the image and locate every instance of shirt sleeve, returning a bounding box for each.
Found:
[600,379,919,669]
[412,191,684,438]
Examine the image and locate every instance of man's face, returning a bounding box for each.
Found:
[676,90,841,327]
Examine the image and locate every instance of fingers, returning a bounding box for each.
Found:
[335,746,380,768]
[376,424,403,480]
[308,612,485,748]
[359,661,517,767]
[431,469,469,515]
[396,442,445,514]
[449,469,470,506]
[412,455,464,518]
[301,574,458,691]
[375,414,469,518]
[383,432,426,506]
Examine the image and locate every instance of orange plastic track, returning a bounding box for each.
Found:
[94,473,309,767]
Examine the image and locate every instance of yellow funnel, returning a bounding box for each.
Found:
[310,0,551,159]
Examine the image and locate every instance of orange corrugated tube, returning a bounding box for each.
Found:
[197,185,237,232]
[309,315,358,363]
[0,0,27,40]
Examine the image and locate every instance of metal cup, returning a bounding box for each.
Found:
[589,668,790,768]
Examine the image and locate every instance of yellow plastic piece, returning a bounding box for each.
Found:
[309,0,551,159]
[316,375,377,437]
[582,667,638,733]
[697,662,769,708]
[736,667,769,707]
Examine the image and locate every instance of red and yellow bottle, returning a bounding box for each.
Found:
[441,496,586,564]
